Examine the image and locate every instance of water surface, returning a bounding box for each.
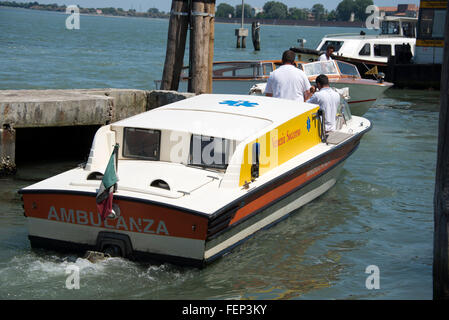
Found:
[0,7,438,299]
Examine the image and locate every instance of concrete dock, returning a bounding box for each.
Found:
[0,89,194,175]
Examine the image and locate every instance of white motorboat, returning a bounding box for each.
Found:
[19,94,371,267]
[166,59,390,116]
[250,60,392,116]
[292,16,417,77]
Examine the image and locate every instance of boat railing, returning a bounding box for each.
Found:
[323,33,363,38]
[324,33,414,39]
[69,181,184,199]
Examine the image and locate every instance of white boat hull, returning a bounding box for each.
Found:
[205,161,344,262]
[329,80,390,116]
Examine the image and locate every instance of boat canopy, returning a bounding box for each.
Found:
[112,94,317,142]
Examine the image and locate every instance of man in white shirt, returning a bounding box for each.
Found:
[265,50,314,102]
[318,45,334,62]
[307,74,340,132]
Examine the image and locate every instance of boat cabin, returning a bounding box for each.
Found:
[316,16,417,64]
[380,16,417,38]
[85,94,323,192]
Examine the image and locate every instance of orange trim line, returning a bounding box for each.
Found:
[229,154,345,225]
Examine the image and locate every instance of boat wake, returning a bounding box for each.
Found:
[0,251,193,299]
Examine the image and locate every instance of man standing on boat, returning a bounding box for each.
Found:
[307,74,340,132]
[319,45,334,62]
[265,50,314,102]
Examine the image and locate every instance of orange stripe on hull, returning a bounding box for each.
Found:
[229,156,343,225]
[23,194,208,240]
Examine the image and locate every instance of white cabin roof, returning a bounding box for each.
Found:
[112,94,318,141]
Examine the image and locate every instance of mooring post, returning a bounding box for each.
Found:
[188,0,209,93]
[433,3,449,300]
[0,125,16,176]
[235,28,248,49]
[235,0,248,49]
[161,0,189,91]
[251,21,260,51]
[207,0,216,93]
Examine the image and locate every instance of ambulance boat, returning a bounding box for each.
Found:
[19,94,371,267]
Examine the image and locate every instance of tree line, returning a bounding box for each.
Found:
[0,1,169,18]
[217,0,374,22]
[1,0,374,22]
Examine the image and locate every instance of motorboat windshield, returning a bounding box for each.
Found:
[301,60,361,78]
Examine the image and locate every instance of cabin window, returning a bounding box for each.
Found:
[402,22,416,38]
[123,128,161,160]
[359,43,371,56]
[381,21,400,35]
[319,40,344,52]
[418,9,446,39]
[336,61,360,77]
[374,44,392,57]
[189,135,233,170]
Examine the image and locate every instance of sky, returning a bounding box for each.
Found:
[20,0,420,12]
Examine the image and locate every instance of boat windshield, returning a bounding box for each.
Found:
[303,61,339,77]
[123,128,161,160]
[336,61,360,77]
[189,135,234,170]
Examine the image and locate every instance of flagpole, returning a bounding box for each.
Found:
[114,143,119,192]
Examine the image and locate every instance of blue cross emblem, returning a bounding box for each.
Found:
[307,117,311,132]
[219,100,259,107]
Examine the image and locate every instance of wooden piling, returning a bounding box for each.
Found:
[207,0,215,93]
[160,0,189,91]
[433,3,449,300]
[188,0,209,94]
[252,21,260,51]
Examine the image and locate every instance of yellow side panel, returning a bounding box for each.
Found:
[239,106,321,186]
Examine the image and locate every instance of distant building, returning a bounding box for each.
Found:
[96,9,103,15]
[378,4,419,18]
[349,12,355,22]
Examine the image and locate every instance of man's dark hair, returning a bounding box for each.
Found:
[316,74,329,86]
[282,50,296,64]
[327,45,335,51]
